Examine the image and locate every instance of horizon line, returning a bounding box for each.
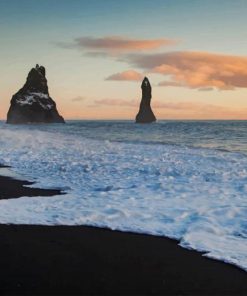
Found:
[1,118,247,122]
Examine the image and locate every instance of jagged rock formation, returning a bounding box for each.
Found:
[7,64,65,124]
[135,77,156,123]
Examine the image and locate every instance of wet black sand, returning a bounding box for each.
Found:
[0,171,247,295]
[0,175,62,200]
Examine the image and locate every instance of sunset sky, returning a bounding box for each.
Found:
[1,0,247,119]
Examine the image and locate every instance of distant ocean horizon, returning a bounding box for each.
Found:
[0,120,247,271]
[2,119,246,154]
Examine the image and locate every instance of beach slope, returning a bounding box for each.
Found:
[0,174,247,295]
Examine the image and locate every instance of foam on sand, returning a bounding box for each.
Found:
[0,124,247,271]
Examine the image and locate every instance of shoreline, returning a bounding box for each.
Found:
[0,168,247,294]
[0,169,62,200]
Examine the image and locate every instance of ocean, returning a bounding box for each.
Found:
[0,120,247,270]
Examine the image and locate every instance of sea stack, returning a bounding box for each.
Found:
[7,64,65,124]
[135,77,156,123]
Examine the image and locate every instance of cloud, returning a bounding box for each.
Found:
[94,98,138,107]
[198,87,214,91]
[84,51,110,58]
[93,98,247,119]
[57,36,177,54]
[158,81,214,91]
[94,98,195,110]
[71,96,86,102]
[126,51,247,90]
[151,101,225,111]
[94,98,226,111]
[105,70,143,81]
[158,81,183,87]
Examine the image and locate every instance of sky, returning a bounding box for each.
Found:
[1,0,247,120]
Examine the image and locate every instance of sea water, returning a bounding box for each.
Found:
[0,120,247,270]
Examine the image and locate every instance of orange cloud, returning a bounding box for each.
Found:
[94,98,227,111]
[93,98,247,119]
[71,96,86,102]
[105,70,143,81]
[158,81,183,87]
[58,36,177,53]
[127,51,247,90]
[94,99,137,107]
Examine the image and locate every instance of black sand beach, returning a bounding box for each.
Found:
[0,175,62,200]
[0,172,247,295]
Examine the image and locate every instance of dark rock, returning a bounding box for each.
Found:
[7,64,65,124]
[135,77,156,123]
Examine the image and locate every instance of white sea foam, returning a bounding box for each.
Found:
[0,123,247,270]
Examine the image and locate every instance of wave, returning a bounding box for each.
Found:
[0,123,247,271]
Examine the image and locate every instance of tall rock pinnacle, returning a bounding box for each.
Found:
[7,64,65,124]
[135,77,156,123]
